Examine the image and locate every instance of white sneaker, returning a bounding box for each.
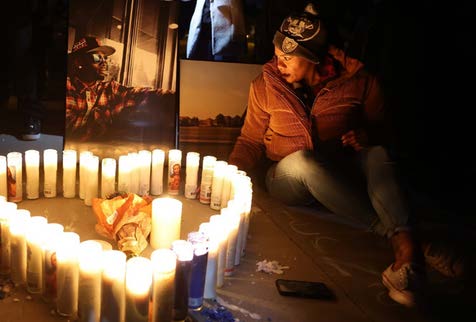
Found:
[381,262,426,307]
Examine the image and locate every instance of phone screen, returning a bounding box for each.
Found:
[275,279,335,300]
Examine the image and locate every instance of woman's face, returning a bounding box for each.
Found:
[274,47,315,84]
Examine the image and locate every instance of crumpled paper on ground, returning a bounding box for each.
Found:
[256,259,290,274]
[92,193,152,256]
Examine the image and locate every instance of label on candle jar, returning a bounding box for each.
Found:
[7,165,21,202]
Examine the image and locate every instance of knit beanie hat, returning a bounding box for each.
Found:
[273,2,328,64]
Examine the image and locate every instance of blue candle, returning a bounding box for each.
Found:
[187,231,209,310]
[172,240,193,321]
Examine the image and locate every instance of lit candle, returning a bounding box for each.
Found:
[231,174,253,258]
[128,152,140,194]
[43,149,58,198]
[220,207,240,277]
[187,231,208,310]
[101,250,126,322]
[167,149,182,195]
[84,155,99,206]
[26,216,48,294]
[150,248,177,322]
[208,215,229,288]
[150,197,182,249]
[9,209,31,285]
[199,224,219,299]
[226,199,247,266]
[79,151,93,199]
[78,240,103,322]
[25,149,40,199]
[0,201,17,276]
[125,257,152,322]
[42,223,64,303]
[220,164,238,208]
[56,231,80,317]
[210,161,228,210]
[150,149,165,196]
[118,154,131,193]
[171,240,193,322]
[6,151,22,202]
[101,158,117,198]
[199,156,216,204]
[184,152,200,199]
[62,149,77,198]
[91,239,112,251]
[0,156,7,198]
[138,150,151,196]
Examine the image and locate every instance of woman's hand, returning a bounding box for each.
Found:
[341,129,368,152]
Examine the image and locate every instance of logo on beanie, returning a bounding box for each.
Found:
[282,37,299,53]
[281,16,320,42]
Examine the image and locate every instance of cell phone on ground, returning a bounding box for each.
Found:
[275,279,335,300]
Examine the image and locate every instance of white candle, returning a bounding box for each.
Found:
[199,156,216,204]
[199,224,219,299]
[0,201,17,276]
[150,248,177,322]
[167,149,182,195]
[43,149,58,198]
[56,231,80,317]
[220,164,238,208]
[128,152,140,194]
[125,257,152,322]
[138,150,151,196]
[150,149,165,196]
[79,151,93,199]
[25,149,40,199]
[101,158,117,198]
[6,152,22,202]
[184,152,200,199]
[26,216,48,294]
[220,207,240,277]
[78,240,103,322]
[231,174,253,257]
[9,209,31,285]
[84,155,99,206]
[91,239,112,251]
[62,149,77,198]
[0,156,7,198]
[150,197,182,249]
[118,155,131,193]
[42,223,64,303]
[101,250,126,322]
[210,161,228,210]
[208,215,229,288]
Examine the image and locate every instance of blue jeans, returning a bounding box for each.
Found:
[265,146,411,238]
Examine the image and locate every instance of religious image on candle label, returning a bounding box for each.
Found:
[64,0,179,159]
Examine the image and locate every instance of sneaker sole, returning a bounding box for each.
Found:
[382,272,416,307]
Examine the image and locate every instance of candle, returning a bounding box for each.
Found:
[199,156,216,204]
[0,201,17,276]
[42,223,64,303]
[184,152,200,199]
[6,151,22,202]
[25,149,40,199]
[187,231,209,310]
[138,150,151,196]
[150,197,182,249]
[171,240,193,322]
[91,239,112,251]
[125,257,152,322]
[79,151,93,199]
[118,155,131,193]
[101,250,126,322]
[62,149,77,198]
[56,231,80,317]
[208,215,229,288]
[220,164,238,208]
[78,240,103,322]
[150,248,177,322]
[0,156,7,198]
[167,149,182,195]
[26,216,48,294]
[231,174,253,257]
[128,152,140,194]
[210,160,228,210]
[84,155,99,206]
[199,224,220,299]
[43,149,58,198]
[150,149,165,196]
[9,209,31,285]
[220,207,240,277]
[101,158,117,198]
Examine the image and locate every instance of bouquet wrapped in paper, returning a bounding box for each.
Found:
[92,192,153,257]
